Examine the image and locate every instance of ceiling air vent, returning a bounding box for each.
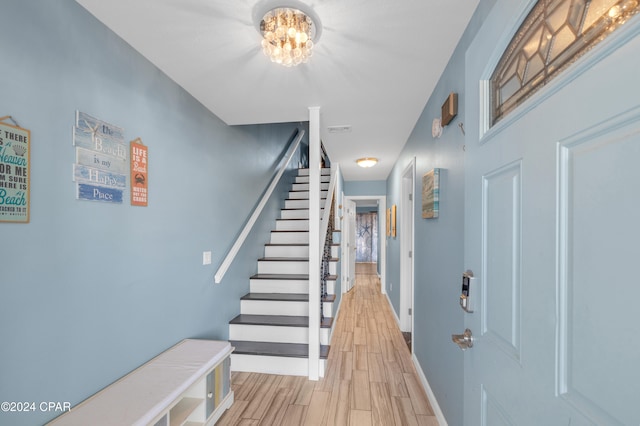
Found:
[327,125,352,133]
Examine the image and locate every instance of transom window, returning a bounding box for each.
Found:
[491,0,640,124]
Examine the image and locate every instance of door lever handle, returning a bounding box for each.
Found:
[452,329,474,350]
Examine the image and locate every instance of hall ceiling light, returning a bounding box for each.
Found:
[260,7,316,67]
[356,158,378,168]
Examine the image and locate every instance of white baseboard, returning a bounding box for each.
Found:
[384,293,401,328]
[412,353,448,426]
[382,293,448,425]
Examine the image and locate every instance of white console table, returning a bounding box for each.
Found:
[48,339,234,426]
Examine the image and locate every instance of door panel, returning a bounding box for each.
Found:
[557,115,640,425]
[482,161,522,361]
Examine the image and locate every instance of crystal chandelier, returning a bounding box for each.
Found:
[260,7,315,67]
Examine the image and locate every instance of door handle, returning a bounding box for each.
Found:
[452,329,474,350]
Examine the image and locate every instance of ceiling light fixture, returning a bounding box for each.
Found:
[356,158,378,168]
[260,7,315,67]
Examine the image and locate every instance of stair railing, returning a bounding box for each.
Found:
[214,129,306,284]
[319,165,339,320]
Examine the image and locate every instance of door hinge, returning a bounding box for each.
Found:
[409,251,412,258]
[408,308,412,315]
[409,193,413,201]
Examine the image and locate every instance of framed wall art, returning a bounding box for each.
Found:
[386,207,391,237]
[422,168,440,219]
[391,204,397,237]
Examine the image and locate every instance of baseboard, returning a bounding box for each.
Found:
[378,273,386,294]
[384,293,401,328]
[384,290,447,424]
[329,293,342,341]
[412,353,448,426]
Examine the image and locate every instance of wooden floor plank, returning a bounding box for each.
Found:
[391,397,419,426]
[303,390,330,425]
[403,372,434,416]
[351,369,372,411]
[218,264,439,426]
[349,409,373,426]
[370,382,395,426]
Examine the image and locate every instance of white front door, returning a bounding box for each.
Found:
[462,6,640,425]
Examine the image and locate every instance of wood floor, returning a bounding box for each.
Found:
[217,263,437,426]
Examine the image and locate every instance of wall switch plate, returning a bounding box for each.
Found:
[203,251,212,265]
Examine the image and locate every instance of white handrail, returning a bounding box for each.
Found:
[214,129,305,284]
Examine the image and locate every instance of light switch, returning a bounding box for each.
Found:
[203,251,212,265]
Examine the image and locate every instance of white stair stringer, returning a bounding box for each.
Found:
[229,168,338,378]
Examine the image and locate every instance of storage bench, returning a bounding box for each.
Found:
[48,339,234,426]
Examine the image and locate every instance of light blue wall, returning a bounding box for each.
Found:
[385,2,496,425]
[0,2,303,425]
[344,179,386,195]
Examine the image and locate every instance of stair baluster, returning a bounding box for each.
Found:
[320,195,335,321]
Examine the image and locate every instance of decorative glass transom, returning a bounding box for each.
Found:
[491,0,640,124]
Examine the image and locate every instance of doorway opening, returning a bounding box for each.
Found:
[356,209,379,277]
[342,195,387,295]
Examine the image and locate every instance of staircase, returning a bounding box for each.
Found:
[229,167,339,377]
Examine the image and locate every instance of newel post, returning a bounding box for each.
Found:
[308,106,321,380]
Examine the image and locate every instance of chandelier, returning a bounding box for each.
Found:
[260,7,315,67]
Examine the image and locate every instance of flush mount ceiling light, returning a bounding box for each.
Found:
[356,158,378,168]
[260,7,316,67]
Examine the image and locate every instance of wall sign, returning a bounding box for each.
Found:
[73,111,127,203]
[130,138,148,206]
[0,116,30,223]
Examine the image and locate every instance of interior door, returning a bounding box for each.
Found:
[462,14,640,426]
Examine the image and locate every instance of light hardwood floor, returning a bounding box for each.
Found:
[218,263,437,426]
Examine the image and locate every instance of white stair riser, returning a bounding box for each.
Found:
[250,279,336,294]
[241,300,308,316]
[284,199,309,209]
[294,176,331,184]
[229,324,308,344]
[258,260,308,274]
[281,209,309,219]
[275,219,309,231]
[293,176,331,185]
[263,245,338,258]
[284,199,326,209]
[229,324,331,345]
[281,209,324,219]
[289,190,328,199]
[323,302,335,317]
[258,261,337,275]
[231,354,326,377]
[291,183,330,191]
[270,231,308,244]
[240,300,334,317]
[297,168,331,177]
[265,245,308,257]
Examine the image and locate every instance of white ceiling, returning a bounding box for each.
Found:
[75,0,479,181]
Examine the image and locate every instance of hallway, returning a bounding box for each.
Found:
[218,264,436,425]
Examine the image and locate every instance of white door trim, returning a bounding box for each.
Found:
[342,195,387,294]
[400,159,415,335]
